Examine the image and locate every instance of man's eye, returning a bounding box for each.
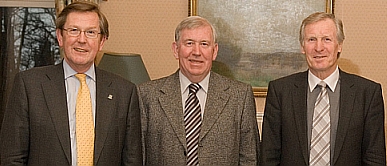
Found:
[69,28,79,32]
[86,30,97,35]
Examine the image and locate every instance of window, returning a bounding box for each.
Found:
[0,4,59,134]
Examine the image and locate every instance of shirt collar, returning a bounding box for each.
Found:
[179,70,210,94]
[308,66,339,92]
[63,59,96,81]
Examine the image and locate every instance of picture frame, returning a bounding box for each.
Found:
[189,0,334,97]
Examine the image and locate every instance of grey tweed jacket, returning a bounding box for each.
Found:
[138,71,259,166]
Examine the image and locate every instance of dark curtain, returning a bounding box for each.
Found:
[0,7,14,137]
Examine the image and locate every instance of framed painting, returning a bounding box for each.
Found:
[189,0,334,97]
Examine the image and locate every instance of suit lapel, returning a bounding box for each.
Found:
[332,71,355,164]
[42,64,72,163]
[158,72,187,148]
[200,72,230,141]
[93,68,115,163]
[292,71,309,165]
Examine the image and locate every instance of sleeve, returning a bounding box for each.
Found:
[239,84,260,166]
[362,83,386,165]
[261,81,282,166]
[137,85,148,165]
[122,85,143,166]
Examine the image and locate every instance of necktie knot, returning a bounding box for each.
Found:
[189,83,201,94]
[75,73,87,84]
[318,81,328,89]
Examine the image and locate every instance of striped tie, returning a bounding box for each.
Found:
[184,83,202,166]
[75,73,94,166]
[310,81,330,165]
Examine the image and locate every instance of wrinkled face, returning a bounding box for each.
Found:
[56,12,106,73]
[172,25,218,82]
[302,19,342,77]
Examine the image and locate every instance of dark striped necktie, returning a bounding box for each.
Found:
[184,83,201,166]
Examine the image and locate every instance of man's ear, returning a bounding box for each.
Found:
[56,29,63,47]
[212,43,218,60]
[172,42,179,59]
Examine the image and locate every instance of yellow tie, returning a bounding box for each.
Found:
[75,73,94,166]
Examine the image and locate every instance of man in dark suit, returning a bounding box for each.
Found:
[0,2,142,165]
[138,16,259,165]
[261,12,385,166]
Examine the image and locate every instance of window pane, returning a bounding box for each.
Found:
[0,7,59,136]
[2,7,60,71]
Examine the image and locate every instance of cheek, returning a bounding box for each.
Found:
[330,54,338,62]
[305,55,313,63]
[301,46,306,54]
[305,55,317,65]
[63,37,78,46]
[179,50,191,58]
[303,45,314,53]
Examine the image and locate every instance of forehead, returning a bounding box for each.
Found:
[180,25,213,41]
[65,12,99,28]
[304,19,336,36]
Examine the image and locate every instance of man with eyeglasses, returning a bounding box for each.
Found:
[0,1,142,166]
[63,28,102,39]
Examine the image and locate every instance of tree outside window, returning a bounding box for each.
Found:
[0,7,60,133]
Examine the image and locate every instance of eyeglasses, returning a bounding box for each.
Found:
[63,28,101,39]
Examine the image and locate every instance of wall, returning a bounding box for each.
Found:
[99,0,187,80]
[334,0,387,128]
[99,1,387,129]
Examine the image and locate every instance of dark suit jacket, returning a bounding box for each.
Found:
[0,63,142,166]
[261,70,386,166]
[138,71,259,166]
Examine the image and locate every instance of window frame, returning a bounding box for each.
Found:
[0,0,54,8]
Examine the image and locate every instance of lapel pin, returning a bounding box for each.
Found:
[108,95,113,100]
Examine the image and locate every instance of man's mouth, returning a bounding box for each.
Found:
[314,56,326,59]
[74,48,87,53]
[189,59,202,63]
